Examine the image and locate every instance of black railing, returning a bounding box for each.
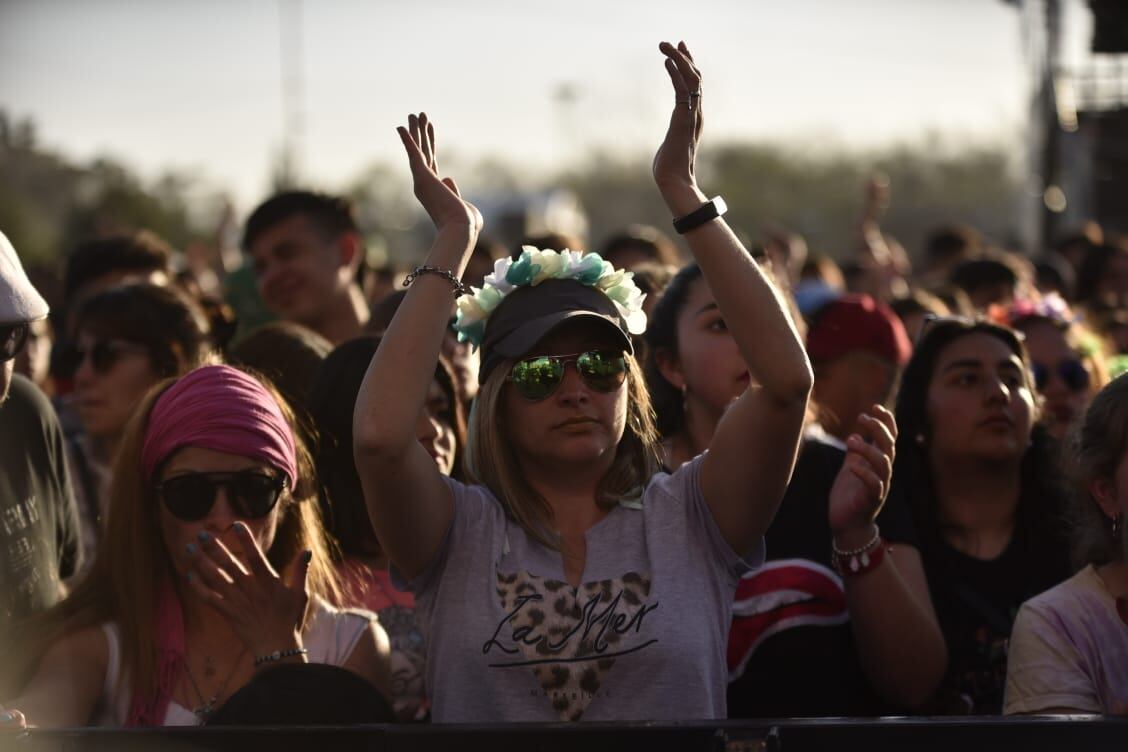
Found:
[9,717,1128,752]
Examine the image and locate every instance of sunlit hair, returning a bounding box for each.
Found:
[465,352,661,549]
[1065,372,1128,568]
[2,368,339,699]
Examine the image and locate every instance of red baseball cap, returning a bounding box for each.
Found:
[806,294,912,366]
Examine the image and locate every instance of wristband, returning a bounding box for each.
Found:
[831,526,887,577]
[253,647,309,667]
[403,265,468,297]
[672,196,727,235]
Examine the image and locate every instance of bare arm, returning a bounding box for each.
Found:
[353,114,483,580]
[829,406,947,707]
[654,42,813,555]
[1,626,108,729]
[341,620,393,702]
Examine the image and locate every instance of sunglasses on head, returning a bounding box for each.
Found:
[68,339,149,375]
[0,322,29,362]
[156,470,288,522]
[508,350,628,401]
[1032,358,1090,393]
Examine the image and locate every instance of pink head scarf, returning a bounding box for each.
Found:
[128,364,298,726]
[141,364,297,486]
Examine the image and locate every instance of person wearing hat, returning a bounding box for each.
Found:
[354,42,813,722]
[805,294,913,446]
[0,230,81,632]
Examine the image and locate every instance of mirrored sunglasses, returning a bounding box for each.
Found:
[508,350,628,401]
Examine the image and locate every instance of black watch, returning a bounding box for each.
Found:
[672,196,727,235]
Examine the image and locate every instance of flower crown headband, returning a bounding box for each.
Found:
[453,246,648,348]
[988,292,1102,358]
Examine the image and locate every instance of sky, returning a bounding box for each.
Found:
[0,0,1097,213]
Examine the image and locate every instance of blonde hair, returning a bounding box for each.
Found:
[2,369,339,700]
[464,353,661,549]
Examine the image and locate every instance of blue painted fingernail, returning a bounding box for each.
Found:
[197,530,211,543]
[1,711,13,722]
[234,521,248,534]
[186,543,197,555]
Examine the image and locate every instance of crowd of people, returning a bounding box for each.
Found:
[1,42,1126,730]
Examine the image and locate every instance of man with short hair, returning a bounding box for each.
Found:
[806,294,912,443]
[243,190,370,345]
[0,230,81,630]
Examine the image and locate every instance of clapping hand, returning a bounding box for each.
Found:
[397,112,483,236]
[828,405,898,542]
[654,41,705,201]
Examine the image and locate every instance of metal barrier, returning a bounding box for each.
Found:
[8,717,1128,752]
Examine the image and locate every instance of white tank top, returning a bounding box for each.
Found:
[92,600,374,726]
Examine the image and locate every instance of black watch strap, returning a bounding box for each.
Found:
[672,196,727,235]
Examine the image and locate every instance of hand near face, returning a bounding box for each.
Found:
[184,521,311,658]
[828,405,897,537]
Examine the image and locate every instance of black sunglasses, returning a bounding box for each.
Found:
[1032,358,1090,393]
[508,350,628,401]
[156,471,288,522]
[67,339,149,375]
[0,322,29,362]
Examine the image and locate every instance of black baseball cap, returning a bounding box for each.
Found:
[479,278,634,383]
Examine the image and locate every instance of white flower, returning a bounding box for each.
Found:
[482,256,515,295]
[451,245,648,347]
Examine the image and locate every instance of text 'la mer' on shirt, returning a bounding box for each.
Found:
[393,454,763,722]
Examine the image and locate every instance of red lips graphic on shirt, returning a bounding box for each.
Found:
[727,559,849,682]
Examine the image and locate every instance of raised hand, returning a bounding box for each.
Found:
[185,521,311,659]
[828,405,897,541]
[397,112,483,235]
[653,41,704,198]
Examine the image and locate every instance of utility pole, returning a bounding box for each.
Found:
[275,0,305,190]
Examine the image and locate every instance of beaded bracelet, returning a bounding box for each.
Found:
[403,265,468,296]
[253,647,309,668]
[831,525,886,577]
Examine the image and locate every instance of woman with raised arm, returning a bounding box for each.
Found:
[353,41,812,722]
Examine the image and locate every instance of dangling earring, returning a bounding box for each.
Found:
[1113,513,1123,540]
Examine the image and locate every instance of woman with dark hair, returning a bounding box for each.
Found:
[1004,373,1128,715]
[68,283,215,565]
[647,263,946,717]
[354,43,813,722]
[890,318,1072,714]
[309,336,465,721]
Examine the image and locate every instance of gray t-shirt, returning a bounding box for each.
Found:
[397,455,762,722]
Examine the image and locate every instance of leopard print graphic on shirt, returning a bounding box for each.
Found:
[486,569,658,721]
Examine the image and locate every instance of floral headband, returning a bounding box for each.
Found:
[453,246,647,348]
[988,293,1103,359]
[987,293,1076,329]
